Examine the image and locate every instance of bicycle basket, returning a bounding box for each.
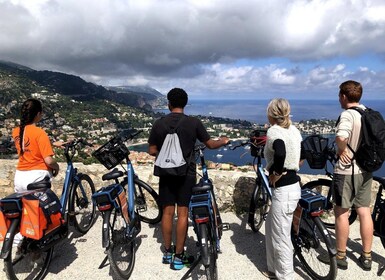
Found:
[249,129,267,157]
[302,135,329,169]
[93,137,129,170]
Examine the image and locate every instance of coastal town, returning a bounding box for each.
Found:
[0,91,336,162]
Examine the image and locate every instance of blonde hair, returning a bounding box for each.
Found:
[267,98,292,128]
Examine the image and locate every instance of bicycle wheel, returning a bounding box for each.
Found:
[3,221,53,280]
[69,174,96,234]
[248,184,270,232]
[122,178,161,224]
[302,179,357,228]
[292,214,337,280]
[377,213,385,249]
[104,208,135,279]
[199,223,218,280]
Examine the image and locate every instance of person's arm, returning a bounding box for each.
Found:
[148,144,158,156]
[272,139,285,174]
[44,156,59,176]
[335,111,352,164]
[269,139,286,187]
[336,135,351,164]
[204,136,229,149]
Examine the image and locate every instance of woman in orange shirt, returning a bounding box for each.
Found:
[12,98,59,193]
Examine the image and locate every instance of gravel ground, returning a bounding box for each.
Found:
[6,212,385,280]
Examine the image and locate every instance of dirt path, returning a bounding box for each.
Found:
[29,212,385,280]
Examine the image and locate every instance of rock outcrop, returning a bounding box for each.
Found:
[0,159,378,211]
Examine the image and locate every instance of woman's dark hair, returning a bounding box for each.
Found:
[18,98,42,155]
[167,88,188,108]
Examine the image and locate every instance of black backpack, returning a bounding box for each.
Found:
[347,107,385,172]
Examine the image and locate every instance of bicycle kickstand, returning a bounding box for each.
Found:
[180,255,202,280]
[378,263,385,276]
[98,255,109,269]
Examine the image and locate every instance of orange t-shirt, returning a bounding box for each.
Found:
[12,125,55,171]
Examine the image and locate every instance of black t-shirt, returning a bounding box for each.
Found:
[148,112,211,174]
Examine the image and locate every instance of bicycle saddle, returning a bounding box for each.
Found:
[102,168,124,181]
[192,179,213,193]
[27,177,52,190]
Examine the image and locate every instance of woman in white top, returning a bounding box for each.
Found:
[263,98,302,280]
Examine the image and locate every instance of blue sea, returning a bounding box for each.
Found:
[151,99,385,176]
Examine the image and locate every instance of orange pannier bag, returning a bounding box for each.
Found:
[0,211,11,241]
[20,189,63,240]
[0,193,23,241]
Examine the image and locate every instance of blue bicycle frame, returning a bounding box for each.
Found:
[60,140,92,220]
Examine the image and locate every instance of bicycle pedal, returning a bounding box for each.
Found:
[220,223,230,231]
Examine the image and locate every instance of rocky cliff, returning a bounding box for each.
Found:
[1,159,380,212]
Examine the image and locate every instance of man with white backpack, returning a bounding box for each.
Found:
[148,88,228,270]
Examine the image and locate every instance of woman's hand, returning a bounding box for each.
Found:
[269,173,282,187]
[268,171,287,187]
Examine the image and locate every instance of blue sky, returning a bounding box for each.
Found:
[1,0,385,100]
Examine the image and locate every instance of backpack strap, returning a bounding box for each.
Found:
[161,114,186,134]
[170,114,186,133]
[345,106,365,155]
[345,106,366,199]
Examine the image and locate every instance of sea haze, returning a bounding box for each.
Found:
[152,98,385,176]
[180,99,385,124]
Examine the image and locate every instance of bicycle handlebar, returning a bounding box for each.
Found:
[228,140,250,150]
[117,129,143,142]
[229,137,266,150]
[194,140,233,153]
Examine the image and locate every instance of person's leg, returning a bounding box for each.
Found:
[356,206,373,252]
[331,173,353,268]
[334,206,350,252]
[265,204,274,273]
[353,173,373,270]
[162,205,175,250]
[175,205,189,254]
[269,183,300,280]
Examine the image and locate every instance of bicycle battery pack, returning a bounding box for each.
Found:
[299,189,326,213]
[190,180,212,223]
[0,193,23,241]
[92,184,129,223]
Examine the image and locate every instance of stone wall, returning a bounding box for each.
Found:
[0,159,379,212]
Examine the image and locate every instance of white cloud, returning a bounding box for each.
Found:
[0,0,385,98]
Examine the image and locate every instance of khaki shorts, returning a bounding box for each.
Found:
[332,173,372,208]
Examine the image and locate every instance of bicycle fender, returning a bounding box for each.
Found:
[0,218,20,259]
[102,211,111,248]
[315,218,337,256]
[302,178,331,189]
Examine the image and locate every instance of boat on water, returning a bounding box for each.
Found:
[216,154,223,158]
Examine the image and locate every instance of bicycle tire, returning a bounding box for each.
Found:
[301,179,357,228]
[292,214,337,280]
[121,178,162,224]
[69,173,96,234]
[378,213,385,249]
[248,183,270,232]
[205,223,218,280]
[199,222,218,280]
[104,208,135,279]
[4,220,53,280]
